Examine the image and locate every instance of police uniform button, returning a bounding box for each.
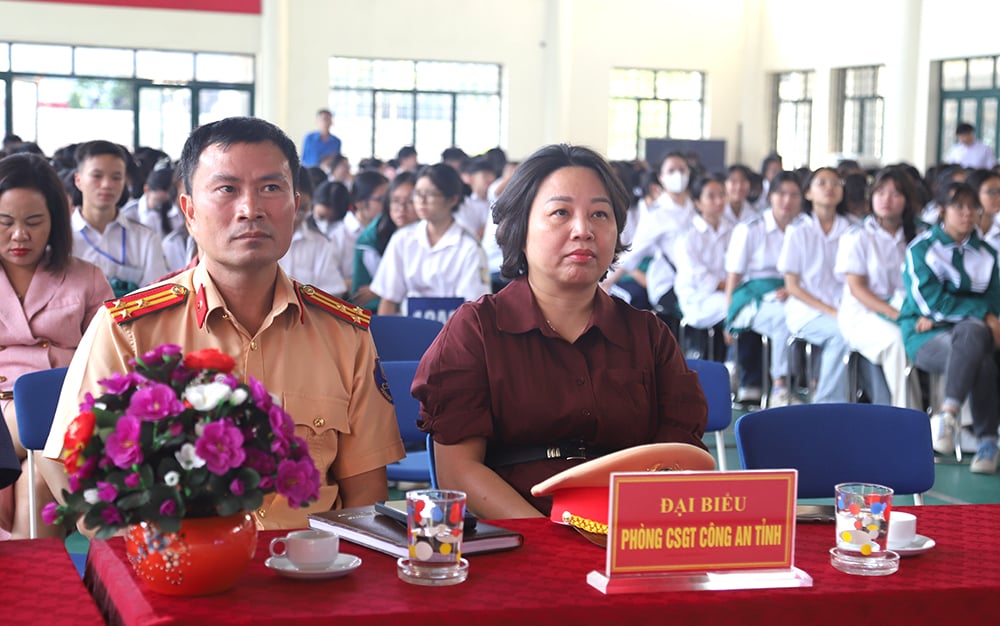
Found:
[256,508,266,518]
[313,417,325,428]
[250,340,258,350]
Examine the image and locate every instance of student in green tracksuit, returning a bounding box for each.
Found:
[899,181,1000,474]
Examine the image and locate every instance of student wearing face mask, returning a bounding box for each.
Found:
[603,153,694,326]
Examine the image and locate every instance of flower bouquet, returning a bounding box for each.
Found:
[44,344,322,539]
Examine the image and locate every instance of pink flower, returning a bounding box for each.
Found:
[79,392,96,412]
[105,416,143,468]
[68,472,82,492]
[124,473,141,488]
[268,405,295,436]
[159,499,177,516]
[275,458,320,508]
[249,376,273,411]
[99,372,147,395]
[244,448,277,476]
[230,479,245,496]
[195,420,246,475]
[42,502,61,525]
[101,506,123,525]
[96,481,118,502]
[139,344,182,366]
[126,383,184,422]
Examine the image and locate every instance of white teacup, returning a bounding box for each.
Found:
[269,529,339,570]
[887,512,917,549]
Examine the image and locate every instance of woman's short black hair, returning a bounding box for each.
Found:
[936,181,980,215]
[415,163,464,212]
[0,153,74,272]
[493,144,630,280]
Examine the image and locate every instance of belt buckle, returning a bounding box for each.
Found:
[564,443,589,461]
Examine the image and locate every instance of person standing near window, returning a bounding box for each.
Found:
[301,109,342,168]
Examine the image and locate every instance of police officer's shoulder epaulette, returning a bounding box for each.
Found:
[296,282,371,330]
[104,283,189,325]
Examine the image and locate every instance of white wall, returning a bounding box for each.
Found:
[3,0,1000,170]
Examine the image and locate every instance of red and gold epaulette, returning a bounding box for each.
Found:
[295,283,371,330]
[104,284,189,325]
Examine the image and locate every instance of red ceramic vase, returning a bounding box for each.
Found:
[125,512,258,596]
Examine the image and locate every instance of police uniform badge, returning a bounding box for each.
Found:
[374,358,392,404]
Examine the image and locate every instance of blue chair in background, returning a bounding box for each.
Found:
[370,315,444,362]
[14,366,68,539]
[686,358,733,471]
[381,360,432,484]
[405,297,464,323]
[734,403,935,504]
[426,432,439,489]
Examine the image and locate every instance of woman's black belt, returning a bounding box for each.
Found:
[485,441,611,467]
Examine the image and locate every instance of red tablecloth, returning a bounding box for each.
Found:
[87,504,1000,626]
[0,537,104,625]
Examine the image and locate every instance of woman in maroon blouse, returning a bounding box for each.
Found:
[413,144,708,519]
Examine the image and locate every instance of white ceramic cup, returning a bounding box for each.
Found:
[887,512,917,549]
[269,529,339,570]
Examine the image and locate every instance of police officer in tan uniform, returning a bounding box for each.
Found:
[42,117,405,530]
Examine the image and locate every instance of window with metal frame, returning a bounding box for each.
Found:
[772,70,814,169]
[836,65,884,160]
[0,41,254,159]
[328,56,502,163]
[607,67,704,161]
[938,56,1000,163]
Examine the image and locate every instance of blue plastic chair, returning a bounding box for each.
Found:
[381,360,432,484]
[734,403,935,503]
[686,358,733,471]
[426,432,439,489]
[14,366,68,539]
[369,316,443,362]
[405,297,464,323]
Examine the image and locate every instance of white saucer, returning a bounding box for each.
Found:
[265,553,362,580]
[887,534,936,557]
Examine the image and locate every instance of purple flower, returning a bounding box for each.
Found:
[194,420,246,475]
[270,436,290,458]
[124,473,141,488]
[275,458,321,508]
[244,448,277,476]
[79,392,96,412]
[96,481,118,502]
[268,405,295,437]
[76,456,99,480]
[139,344,182,365]
[68,472,82,492]
[126,383,184,422]
[230,479,245,496]
[259,476,274,490]
[42,502,61,525]
[289,436,310,461]
[101,506,123,526]
[214,373,240,390]
[249,377,273,411]
[159,499,177,516]
[105,416,143,468]
[169,421,184,437]
[99,371,147,395]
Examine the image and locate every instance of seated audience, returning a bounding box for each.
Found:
[352,171,417,311]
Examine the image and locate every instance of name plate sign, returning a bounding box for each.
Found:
[606,470,797,575]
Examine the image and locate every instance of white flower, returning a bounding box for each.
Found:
[164,471,180,486]
[83,488,100,505]
[229,388,249,406]
[175,443,206,470]
[183,381,233,411]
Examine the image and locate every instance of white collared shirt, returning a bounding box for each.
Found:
[454,194,491,239]
[120,196,184,239]
[618,192,694,273]
[834,216,907,323]
[674,214,734,325]
[778,213,852,332]
[724,202,761,226]
[71,209,167,288]
[725,209,794,281]
[278,225,347,296]
[327,212,363,283]
[370,220,490,304]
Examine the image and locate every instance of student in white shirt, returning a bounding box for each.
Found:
[724,164,761,225]
[454,157,497,240]
[119,167,183,239]
[371,163,490,314]
[777,167,852,403]
[674,174,733,359]
[328,171,387,293]
[307,179,350,239]
[834,167,919,408]
[71,140,166,296]
[278,169,347,296]
[945,123,997,170]
[725,172,803,406]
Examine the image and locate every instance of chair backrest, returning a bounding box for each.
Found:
[686,358,732,433]
[380,360,424,445]
[369,316,444,362]
[426,432,439,489]
[734,403,935,498]
[0,409,21,490]
[405,297,464,323]
[14,366,69,450]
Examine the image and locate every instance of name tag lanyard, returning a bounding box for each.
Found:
[81,227,127,266]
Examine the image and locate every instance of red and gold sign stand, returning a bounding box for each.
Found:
[587,470,813,594]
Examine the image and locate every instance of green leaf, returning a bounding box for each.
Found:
[117,490,151,509]
[216,494,241,517]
